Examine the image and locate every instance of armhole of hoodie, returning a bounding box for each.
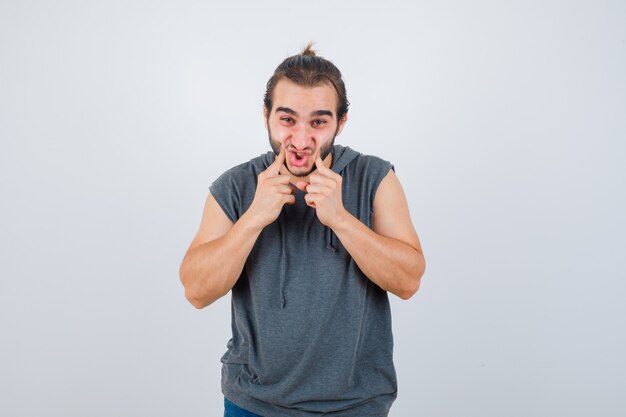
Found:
[371,159,395,207]
[208,170,239,224]
[368,157,395,227]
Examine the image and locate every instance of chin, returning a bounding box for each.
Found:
[287,163,314,177]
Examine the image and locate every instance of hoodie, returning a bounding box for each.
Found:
[208,144,397,417]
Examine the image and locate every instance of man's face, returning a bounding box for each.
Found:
[264,79,347,177]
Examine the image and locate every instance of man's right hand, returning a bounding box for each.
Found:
[246,146,295,229]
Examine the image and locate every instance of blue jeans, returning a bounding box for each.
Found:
[224,397,264,417]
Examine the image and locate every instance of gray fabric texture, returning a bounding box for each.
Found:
[208,144,397,417]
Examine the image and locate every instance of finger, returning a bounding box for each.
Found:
[303,184,327,194]
[285,194,296,205]
[314,154,334,177]
[308,173,326,185]
[268,175,297,190]
[273,184,295,194]
[267,176,296,193]
[269,175,292,185]
[295,181,309,192]
[309,173,337,188]
[268,146,286,176]
[304,193,316,208]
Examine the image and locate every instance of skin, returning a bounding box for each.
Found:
[263,78,346,184]
[179,79,425,308]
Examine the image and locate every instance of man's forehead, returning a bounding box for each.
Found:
[271,79,339,117]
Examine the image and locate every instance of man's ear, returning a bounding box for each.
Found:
[335,112,348,136]
[263,106,269,130]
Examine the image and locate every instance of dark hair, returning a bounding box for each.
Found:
[263,41,349,122]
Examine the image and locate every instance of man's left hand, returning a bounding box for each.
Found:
[295,156,346,229]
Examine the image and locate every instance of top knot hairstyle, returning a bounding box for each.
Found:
[263,42,349,122]
[301,42,317,57]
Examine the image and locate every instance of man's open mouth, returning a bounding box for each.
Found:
[289,150,311,167]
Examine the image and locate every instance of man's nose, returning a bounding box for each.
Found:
[290,123,313,150]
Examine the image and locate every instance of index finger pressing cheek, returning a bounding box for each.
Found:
[269,146,286,175]
[314,155,335,178]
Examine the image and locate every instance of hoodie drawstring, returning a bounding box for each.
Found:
[275,145,356,309]
[278,217,337,310]
[278,214,288,309]
[325,226,337,252]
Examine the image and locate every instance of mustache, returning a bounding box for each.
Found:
[286,147,313,155]
[268,132,335,161]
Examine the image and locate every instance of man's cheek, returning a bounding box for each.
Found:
[320,141,334,160]
[269,138,282,156]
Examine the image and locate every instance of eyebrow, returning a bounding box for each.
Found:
[275,107,334,119]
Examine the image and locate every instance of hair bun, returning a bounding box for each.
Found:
[301,41,317,57]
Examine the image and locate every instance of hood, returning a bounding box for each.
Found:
[322,145,360,252]
[277,145,361,309]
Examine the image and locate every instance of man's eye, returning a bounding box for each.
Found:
[281,117,294,123]
[312,120,326,126]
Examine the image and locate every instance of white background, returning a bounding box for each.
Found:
[1,1,624,416]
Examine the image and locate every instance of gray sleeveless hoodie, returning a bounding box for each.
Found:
[209,144,397,417]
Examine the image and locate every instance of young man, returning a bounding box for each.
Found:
[179,43,426,417]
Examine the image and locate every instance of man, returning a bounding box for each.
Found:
[179,43,426,417]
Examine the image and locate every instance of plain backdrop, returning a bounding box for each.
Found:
[1,1,624,416]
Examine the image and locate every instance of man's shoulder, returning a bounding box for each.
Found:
[214,151,273,182]
[337,145,394,174]
[209,152,273,198]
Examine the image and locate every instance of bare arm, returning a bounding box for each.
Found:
[179,148,294,309]
[331,169,425,300]
[297,158,425,300]
[179,195,264,309]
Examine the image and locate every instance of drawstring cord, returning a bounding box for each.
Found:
[325,226,337,252]
[278,218,337,310]
[278,214,288,309]
[278,147,340,309]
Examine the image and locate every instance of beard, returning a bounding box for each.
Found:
[267,126,337,178]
